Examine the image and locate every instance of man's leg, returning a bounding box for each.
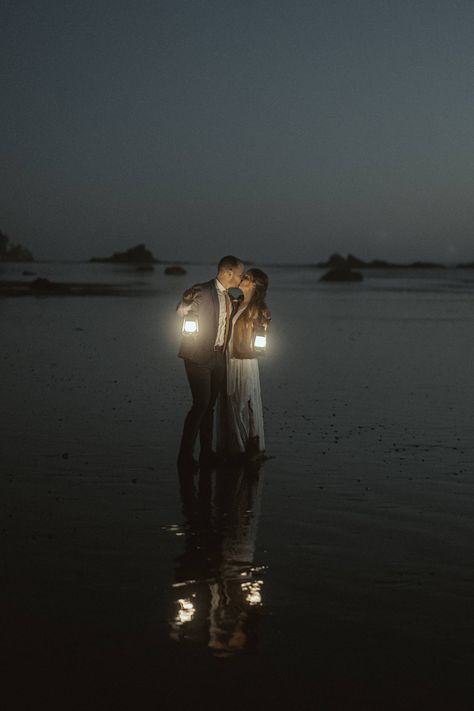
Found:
[179,361,212,461]
[199,352,226,456]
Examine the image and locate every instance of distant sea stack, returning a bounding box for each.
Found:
[320,268,363,282]
[318,253,363,282]
[90,243,159,264]
[316,253,446,270]
[0,229,34,262]
[164,265,187,275]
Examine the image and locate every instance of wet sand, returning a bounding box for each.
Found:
[1,264,474,709]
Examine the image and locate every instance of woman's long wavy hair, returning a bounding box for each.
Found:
[241,268,270,324]
[232,268,270,355]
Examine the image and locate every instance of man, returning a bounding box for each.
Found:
[177,255,245,470]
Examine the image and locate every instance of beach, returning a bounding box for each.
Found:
[1,262,474,709]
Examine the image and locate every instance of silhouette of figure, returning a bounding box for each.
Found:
[176,256,245,471]
[170,462,266,657]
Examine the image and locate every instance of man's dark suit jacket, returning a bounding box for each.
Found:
[177,280,220,367]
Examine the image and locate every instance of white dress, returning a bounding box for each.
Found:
[218,306,265,455]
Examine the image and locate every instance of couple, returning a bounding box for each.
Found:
[177,255,270,472]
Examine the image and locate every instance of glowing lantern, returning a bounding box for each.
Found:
[182,315,199,336]
[254,328,267,353]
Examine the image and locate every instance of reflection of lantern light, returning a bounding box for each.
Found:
[182,316,199,335]
[241,580,263,606]
[176,597,196,624]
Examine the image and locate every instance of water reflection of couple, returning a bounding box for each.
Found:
[177,255,270,472]
[170,463,265,657]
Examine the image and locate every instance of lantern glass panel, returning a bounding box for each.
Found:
[182,317,199,335]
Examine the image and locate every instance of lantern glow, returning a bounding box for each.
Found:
[254,334,267,351]
[241,580,263,606]
[176,597,196,624]
[182,316,199,335]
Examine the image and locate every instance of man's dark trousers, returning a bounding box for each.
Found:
[179,350,226,458]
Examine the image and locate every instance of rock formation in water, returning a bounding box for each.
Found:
[320,268,363,282]
[90,243,159,264]
[30,278,72,293]
[316,253,446,269]
[164,265,187,275]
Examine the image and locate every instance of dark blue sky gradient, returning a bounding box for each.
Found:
[1,0,473,262]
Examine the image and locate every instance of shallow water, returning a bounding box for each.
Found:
[1,263,474,709]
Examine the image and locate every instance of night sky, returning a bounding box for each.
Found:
[2,0,473,263]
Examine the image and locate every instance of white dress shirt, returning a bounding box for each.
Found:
[214,278,229,347]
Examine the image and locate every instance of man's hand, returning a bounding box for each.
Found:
[177,285,200,316]
[182,287,196,304]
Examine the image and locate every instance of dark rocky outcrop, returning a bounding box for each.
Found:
[30,278,71,293]
[90,243,158,264]
[345,254,367,269]
[316,253,446,269]
[317,253,347,269]
[164,265,187,275]
[0,230,34,262]
[320,268,363,282]
[456,261,474,269]
[367,259,393,268]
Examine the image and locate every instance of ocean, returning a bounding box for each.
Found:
[1,261,473,709]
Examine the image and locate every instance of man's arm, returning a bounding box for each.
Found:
[176,284,202,317]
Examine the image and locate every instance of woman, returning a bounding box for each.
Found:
[219,268,271,460]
